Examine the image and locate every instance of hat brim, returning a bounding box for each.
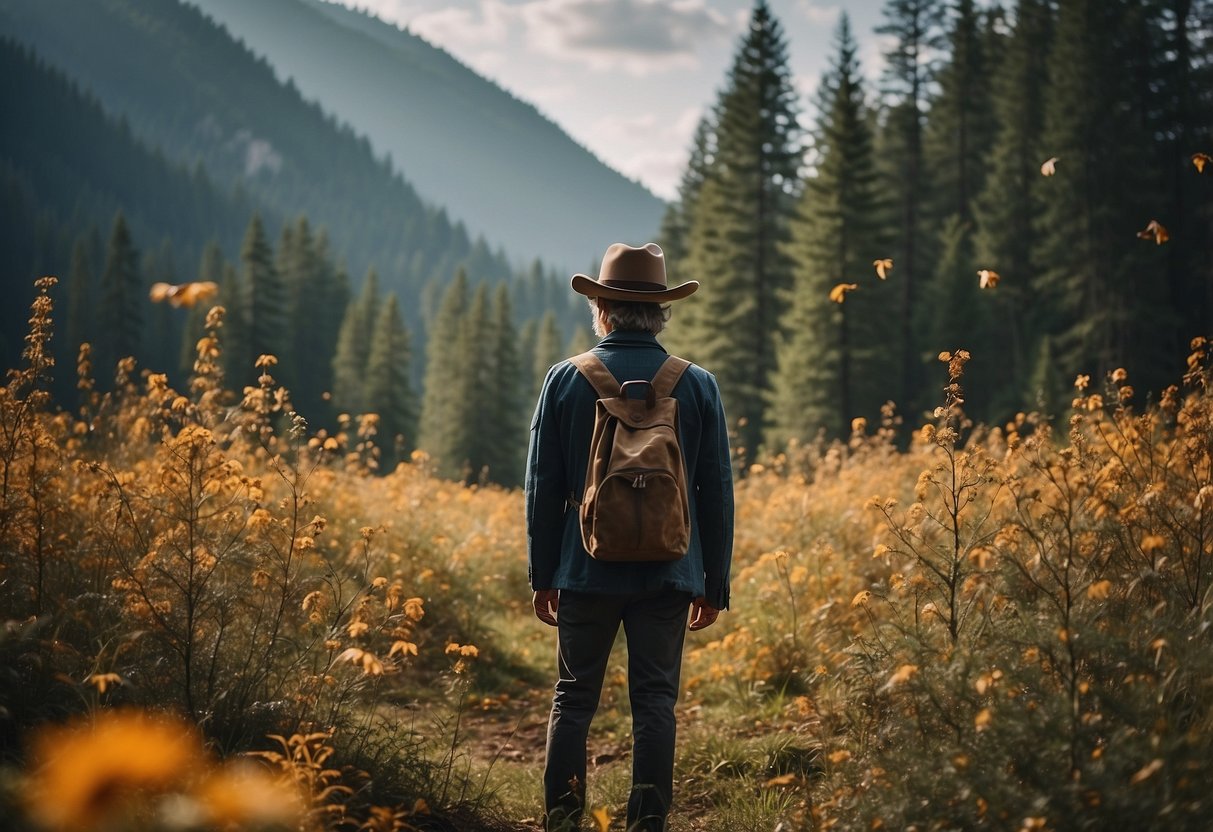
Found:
[570,274,699,303]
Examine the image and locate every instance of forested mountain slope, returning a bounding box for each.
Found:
[0,0,518,308]
[0,38,258,365]
[188,0,666,269]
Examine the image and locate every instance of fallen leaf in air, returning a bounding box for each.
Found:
[978,269,1000,289]
[1041,156,1059,176]
[873,258,893,279]
[149,281,220,308]
[1193,152,1211,173]
[829,283,858,304]
[1136,220,1169,245]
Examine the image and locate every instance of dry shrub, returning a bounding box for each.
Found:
[686,346,1213,831]
[0,280,518,829]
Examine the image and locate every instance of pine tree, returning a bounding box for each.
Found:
[518,317,538,408]
[330,269,379,417]
[280,217,333,421]
[487,283,525,486]
[677,1,800,456]
[769,14,887,444]
[921,215,988,412]
[318,254,352,414]
[239,214,287,386]
[658,115,715,292]
[456,283,493,483]
[660,118,717,359]
[972,0,1054,408]
[58,233,97,403]
[565,325,596,356]
[142,238,179,378]
[181,241,225,378]
[1153,0,1213,349]
[532,310,564,402]
[418,269,469,477]
[1032,0,1170,389]
[97,211,142,381]
[218,262,248,384]
[924,0,998,227]
[877,0,946,414]
[364,292,415,470]
[65,234,95,363]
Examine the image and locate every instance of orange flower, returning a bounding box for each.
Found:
[24,710,202,830]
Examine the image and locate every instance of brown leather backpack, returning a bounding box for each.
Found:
[568,352,692,562]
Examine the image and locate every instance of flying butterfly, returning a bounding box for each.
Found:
[1136,219,1169,245]
[1041,156,1059,176]
[1193,153,1211,174]
[978,269,1001,289]
[873,258,893,280]
[149,281,220,308]
[829,283,859,304]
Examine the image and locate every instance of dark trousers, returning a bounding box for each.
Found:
[543,590,690,832]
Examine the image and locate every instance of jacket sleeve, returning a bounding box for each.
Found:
[525,365,566,590]
[694,372,734,610]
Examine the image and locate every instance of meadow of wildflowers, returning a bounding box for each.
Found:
[2,278,1211,830]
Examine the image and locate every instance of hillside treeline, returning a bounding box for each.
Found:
[662,0,1213,458]
[55,210,592,486]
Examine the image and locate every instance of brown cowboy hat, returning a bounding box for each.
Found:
[571,242,698,302]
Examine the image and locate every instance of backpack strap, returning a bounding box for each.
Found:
[651,356,691,399]
[569,352,620,399]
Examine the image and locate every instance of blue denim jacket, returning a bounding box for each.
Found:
[525,330,734,609]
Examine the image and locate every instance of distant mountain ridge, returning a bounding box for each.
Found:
[0,0,527,320]
[187,0,667,270]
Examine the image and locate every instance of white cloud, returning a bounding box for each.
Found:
[587,105,702,199]
[407,0,732,76]
[797,1,840,27]
[408,1,514,48]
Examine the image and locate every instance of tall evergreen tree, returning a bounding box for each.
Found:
[456,283,494,483]
[877,0,946,414]
[97,211,142,381]
[239,214,287,385]
[924,0,998,227]
[364,292,416,470]
[217,262,248,384]
[921,215,988,412]
[973,0,1054,410]
[65,234,95,363]
[1154,0,1213,348]
[658,115,715,293]
[488,283,525,486]
[330,269,379,417]
[660,119,719,359]
[142,238,180,379]
[418,269,469,477]
[317,247,352,410]
[181,241,225,378]
[532,310,564,402]
[280,217,334,421]
[1032,0,1171,389]
[518,317,538,409]
[769,14,887,444]
[678,0,801,455]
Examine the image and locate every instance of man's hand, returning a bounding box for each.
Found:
[689,597,720,631]
[533,589,559,626]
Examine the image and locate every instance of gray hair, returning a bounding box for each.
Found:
[589,298,672,336]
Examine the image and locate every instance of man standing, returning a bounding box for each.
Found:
[526,243,734,831]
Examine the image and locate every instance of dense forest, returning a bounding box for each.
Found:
[189,0,666,269]
[3,0,1212,485]
[662,0,1213,459]
[4,2,1213,830]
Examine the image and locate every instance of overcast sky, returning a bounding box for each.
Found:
[330,0,890,200]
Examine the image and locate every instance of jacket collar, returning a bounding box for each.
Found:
[597,330,667,351]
